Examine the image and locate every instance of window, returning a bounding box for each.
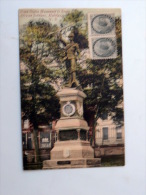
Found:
[22,132,32,149]
[103,127,108,140]
[22,133,27,149]
[40,132,50,148]
[27,132,32,149]
[102,113,108,120]
[24,119,29,129]
[116,127,122,139]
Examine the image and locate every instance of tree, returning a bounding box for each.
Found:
[20,10,124,162]
[20,20,60,163]
[61,11,124,145]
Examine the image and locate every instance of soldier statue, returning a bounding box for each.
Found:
[58,31,80,88]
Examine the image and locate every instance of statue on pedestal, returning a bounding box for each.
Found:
[43,30,101,169]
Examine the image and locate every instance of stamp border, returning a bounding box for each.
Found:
[89,36,118,60]
[88,13,116,37]
[91,14,115,35]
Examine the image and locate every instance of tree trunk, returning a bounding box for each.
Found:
[33,129,40,163]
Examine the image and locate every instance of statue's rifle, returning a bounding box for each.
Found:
[43,22,75,40]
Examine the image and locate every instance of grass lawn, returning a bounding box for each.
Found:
[101,155,125,167]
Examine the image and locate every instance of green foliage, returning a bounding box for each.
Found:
[20,11,124,145]
[63,9,84,24]
[101,155,125,167]
[76,17,123,126]
[20,20,60,128]
[61,10,88,49]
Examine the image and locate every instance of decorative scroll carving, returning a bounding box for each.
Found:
[77,101,83,117]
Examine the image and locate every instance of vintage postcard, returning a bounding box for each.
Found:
[19,8,124,170]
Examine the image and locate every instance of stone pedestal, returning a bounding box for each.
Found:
[43,88,101,169]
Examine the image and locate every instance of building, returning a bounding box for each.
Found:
[22,119,57,168]
[22,115,124,168]
[95,116,124,157]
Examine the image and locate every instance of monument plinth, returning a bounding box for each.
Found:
[43,87,101,169]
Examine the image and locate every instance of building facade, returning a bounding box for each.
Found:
[22,115,125,167]
[22,119,57,168]
[95,116,124,157]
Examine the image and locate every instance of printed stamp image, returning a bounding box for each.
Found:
[88,13,115,36]
[19,8,124,170]
[90,37,117,59]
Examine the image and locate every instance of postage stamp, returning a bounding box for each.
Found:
[89,36,117,59]
[88,13,116,36]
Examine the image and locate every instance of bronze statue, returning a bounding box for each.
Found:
[58,31,80,88]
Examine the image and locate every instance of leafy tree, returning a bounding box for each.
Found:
[20,20,60,163]
[61,10,88,49]
[61,11,124,145]
[20,10,124,163]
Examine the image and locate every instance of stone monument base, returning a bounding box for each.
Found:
[50,140,94,160]
[43,158,101,169]
[42,87,101,169]
[43,140,101,169]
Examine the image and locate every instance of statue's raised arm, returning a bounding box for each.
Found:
[58,32,68,46]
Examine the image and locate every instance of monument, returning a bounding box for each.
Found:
[43,32,101,169]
